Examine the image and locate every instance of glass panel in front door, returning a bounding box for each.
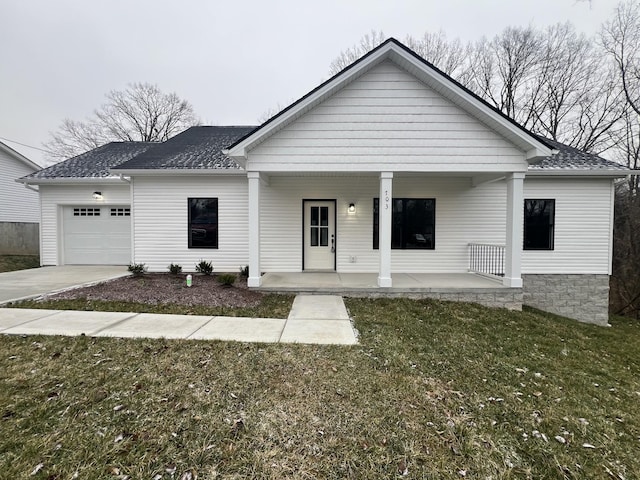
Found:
[309,206,329,247]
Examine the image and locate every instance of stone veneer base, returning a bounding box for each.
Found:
[522,274,610,326]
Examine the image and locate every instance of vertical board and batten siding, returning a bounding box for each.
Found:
[0,151,39,223]
[248,61,527,173]
[39,184,130,265]
[260,175,507,273]
[132,176,248,272]
[522,178,613,274]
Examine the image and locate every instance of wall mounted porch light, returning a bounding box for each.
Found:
[348,203,356,214]
[92,191,103,200]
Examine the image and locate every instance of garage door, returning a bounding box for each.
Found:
[63,206,131,264]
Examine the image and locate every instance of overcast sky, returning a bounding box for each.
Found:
[0,0,620,167]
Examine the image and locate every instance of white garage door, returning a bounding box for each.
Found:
[63,206,131,265]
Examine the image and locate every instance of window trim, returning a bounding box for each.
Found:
[523,198,555,251]
[373,197,436,250]
[188,197,219,249]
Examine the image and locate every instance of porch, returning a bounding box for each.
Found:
[256,272,523,310]
[245,172,526,290]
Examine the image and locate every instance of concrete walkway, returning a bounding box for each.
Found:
[0,265,130,304]
[0,295,358,345]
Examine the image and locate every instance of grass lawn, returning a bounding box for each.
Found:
[1,298,639,479]
[0,255,40,273]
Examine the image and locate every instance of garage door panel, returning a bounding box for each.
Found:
[63,206,131,265]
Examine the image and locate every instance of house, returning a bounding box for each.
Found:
[21,39,633,326]
[0,140,40,255]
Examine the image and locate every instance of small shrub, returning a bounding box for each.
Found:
[218,273,236,286]
[128,263,147,276]
[168,263,182,275]
[239,265,249,278]
[195,260,213,275]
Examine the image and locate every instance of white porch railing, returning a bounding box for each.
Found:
[469,243,505,278]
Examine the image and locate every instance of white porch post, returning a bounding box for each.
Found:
[247,171,261,287]
[504,172,525,287]
[378,171,393,287]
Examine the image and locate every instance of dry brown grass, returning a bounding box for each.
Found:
[1,298,639,478]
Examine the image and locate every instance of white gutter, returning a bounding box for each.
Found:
[526,169,636,178]
[17,180,39,192]
[19,177,129,185]
[111,168,246,176]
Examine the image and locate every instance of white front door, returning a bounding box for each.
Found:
[303,201,335,271]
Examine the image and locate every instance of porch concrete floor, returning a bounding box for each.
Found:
[258,272,507,292]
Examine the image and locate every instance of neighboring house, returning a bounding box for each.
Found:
[21,39,635,326]
[0,140,40,255]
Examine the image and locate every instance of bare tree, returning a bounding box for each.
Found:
[403,31,467,78]
[533,23,624,154]
[465,26,544,125]
[600,1,640,318]
[602,0,640,117]
[328,30,386,75]
[44,82,200,160]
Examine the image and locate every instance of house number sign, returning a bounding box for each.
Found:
[384,190,389,209]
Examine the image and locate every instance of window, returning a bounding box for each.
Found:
[73,208,100,216]
[110,208,130,216]
[523,199,555,250]
[310,206,329,246]
[188,198,218,248]
[373,198,436,249]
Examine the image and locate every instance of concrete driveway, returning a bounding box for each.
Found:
[0,265,130,304]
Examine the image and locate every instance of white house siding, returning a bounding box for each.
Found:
[522,177,614,275]
[0,150,39,223]
[260,175,507,273]
[248,61,527,173]
[260,175,614,276]
[132,175,248,272]
[39,183,130,265]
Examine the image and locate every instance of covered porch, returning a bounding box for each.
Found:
[245,171,526,290]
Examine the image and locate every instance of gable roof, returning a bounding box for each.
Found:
[113,126,254,172]
[0,140,40,170]
[225,37,553,165]
[21,142,154,183]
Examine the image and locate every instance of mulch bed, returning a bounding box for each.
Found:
[47,273,263,308]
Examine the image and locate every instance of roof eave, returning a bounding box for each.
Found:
[527,169,633,178]
[19,176,128,185]
[111,168,246,176]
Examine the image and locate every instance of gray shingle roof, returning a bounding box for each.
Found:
[22,142,155,179]
[529,137,626,171]
[112,126,256,171]
[21,128,626,181]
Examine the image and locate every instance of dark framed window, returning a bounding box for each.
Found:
[188,198,218,248]
[373,198,436,249]
[523,199,555,250]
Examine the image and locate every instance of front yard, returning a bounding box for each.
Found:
[1,295,639,478]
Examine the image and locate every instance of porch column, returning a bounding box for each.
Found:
[247,171,261,287]
[504,172,525,288]
[378,171,393,287]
